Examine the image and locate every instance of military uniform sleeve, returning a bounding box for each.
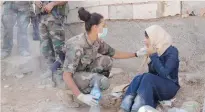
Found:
[98,40,115,57]
[63,45,83,74]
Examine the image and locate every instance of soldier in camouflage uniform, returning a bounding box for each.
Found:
[1,1,32,59]
[63,33,114,93]
[35,1,67,85]
[61,7,147,107]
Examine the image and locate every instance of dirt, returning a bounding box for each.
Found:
[1,61,205,112]
[1,17,205,112]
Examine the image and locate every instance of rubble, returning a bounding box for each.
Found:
[109,68,125,78]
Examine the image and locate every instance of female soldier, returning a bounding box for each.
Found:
[62,7,146,106]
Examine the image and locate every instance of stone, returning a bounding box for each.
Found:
[181,101,200,112]
[109,5,133,19]
[109,68,125,78]
[133,3,158,19]
[15,74,24,79]
[4,84,10,88]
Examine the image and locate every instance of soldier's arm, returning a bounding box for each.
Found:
[63,46,83,96]
[112,51,136,59]
[98,40,136,59]
[63,72,81,96]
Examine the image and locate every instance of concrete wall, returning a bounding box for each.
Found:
[65,1,205,24]
[65,1,181,24]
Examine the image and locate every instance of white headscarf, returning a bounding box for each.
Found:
[139,25,172,72]
[145,25,172,56]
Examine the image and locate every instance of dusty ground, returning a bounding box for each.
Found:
[1,16,205,112]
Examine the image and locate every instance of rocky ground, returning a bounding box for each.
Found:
[1,16,205,112]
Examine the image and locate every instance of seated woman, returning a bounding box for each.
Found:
[120,25,180,112]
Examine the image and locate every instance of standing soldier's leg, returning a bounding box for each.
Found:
[48,18,65,60]
[39,18,56,88]
[40,21,55,69]
[16,10,30,56]
[1,3,17,59]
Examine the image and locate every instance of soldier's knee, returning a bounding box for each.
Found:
[100,56,113,67]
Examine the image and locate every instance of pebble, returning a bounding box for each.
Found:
[46,99,50,102]
[15,74,24,79]
[4,84,10,88]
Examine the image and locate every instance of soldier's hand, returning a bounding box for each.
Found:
[43,2,55,13]
[35,1,42,8]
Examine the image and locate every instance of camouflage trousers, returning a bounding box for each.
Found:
[54,55,113,94]
[40,14,65,67]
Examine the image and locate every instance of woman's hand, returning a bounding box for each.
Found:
[147,46,157,56]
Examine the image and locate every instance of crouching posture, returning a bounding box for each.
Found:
[62,7,147,106]
[120,25,180,112]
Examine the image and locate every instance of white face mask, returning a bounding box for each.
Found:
[98,28,108,39]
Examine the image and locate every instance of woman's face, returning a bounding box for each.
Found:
[144,36,151,48]
[91,19,107,39]
[97,19,107,35]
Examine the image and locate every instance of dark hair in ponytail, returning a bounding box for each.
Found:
[78,7,103,32]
